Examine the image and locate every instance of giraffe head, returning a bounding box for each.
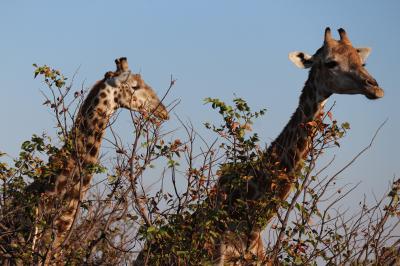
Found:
[289,27,384,100]
[105,57,169,120]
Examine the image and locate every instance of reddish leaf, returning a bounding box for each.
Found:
[327,111,333,121]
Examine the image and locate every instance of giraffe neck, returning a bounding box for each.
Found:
[37,80,120,255]
[209,69,332,264]
[265,69,330,174]
[74,81,117,161]
[50,80,118,194]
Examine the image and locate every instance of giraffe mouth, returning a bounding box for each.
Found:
[365,86,384,100]
[153,106,169,120]
[158,111,169,120]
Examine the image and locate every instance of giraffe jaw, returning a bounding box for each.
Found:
[153,106,169,120]
[364,86,384,100]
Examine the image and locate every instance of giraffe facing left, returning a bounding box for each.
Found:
[30,57,169,264]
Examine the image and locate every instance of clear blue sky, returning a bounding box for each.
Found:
[1,1,399,204]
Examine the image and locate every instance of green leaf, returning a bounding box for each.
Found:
[341,122,350,130]
[147,226,157,234]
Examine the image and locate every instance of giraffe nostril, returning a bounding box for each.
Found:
[365,79,378,87]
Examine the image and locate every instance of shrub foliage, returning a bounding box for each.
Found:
[0,66,398,265]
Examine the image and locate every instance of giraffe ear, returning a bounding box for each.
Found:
[105,77,120,88]
[356,47,371,63]
[289,51,313,69]
[106,72,131,87]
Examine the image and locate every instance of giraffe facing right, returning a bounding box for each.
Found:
[212,27,384,265]
[29,57,169,264]
[134,27,384,265]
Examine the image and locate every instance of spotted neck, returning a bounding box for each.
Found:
[74,81,117,160]
[48,80,118,196]
[265,69,330,175]
[35,80,117,257]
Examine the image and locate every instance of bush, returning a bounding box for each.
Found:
[0,66,398,265]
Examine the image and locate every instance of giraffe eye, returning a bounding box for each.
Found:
[131,85,140,90]
[325,61,338,68]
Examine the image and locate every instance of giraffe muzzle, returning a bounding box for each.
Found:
[159,110,169,120]
[365,85,384,99]
[154,106,169,120]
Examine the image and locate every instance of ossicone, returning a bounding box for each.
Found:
[115,57,130,73]
[324,27,333,44]
[338,28,351,45]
